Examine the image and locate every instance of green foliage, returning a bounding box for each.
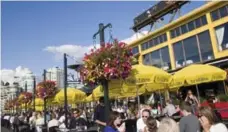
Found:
[200,97,206,103]
[172,98,180,105]
[218,94,228,102]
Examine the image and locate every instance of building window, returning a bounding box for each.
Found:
[171,30,176,38]
[211,5,228,21]
[173,30,214,68]
[188,21,195,32]
[183,36,200,64]
[170,15,208,39]
[211,10,219,21]
[201,15,207,25]
[143,54,151,65]
[198,31,214,61]
[142,46,171,70]
[215,22,228,51]
[160,47,171,70]
[151,50,161,68]
[181,24,188,34]
[173,41,185,68]
[132,46,139,55]
[140,33,167,51]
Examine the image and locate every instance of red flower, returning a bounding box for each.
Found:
[80,40,133,84]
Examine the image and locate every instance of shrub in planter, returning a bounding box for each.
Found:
[218,94,228,102]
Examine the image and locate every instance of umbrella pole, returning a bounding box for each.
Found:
[223,81,227,95]
[196,85,200,103]
[137,85,140,110]
[159,90,163,111]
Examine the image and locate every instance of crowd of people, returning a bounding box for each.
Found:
[1,90,228,132]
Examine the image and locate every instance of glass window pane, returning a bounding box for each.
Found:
[211,10,219,21]
[183,36,200,64]
[163,34,167,42]
[141,43,145,51]
[176,27,181,37]
[132,46,139,55]
[188,21,195,31]
[157,37,160,44]
[215,22,228,51]
[159,35,164,43]
[150,50,162,68]
[195,18,201,28]
[201,15,207,25]
[198,31,214,61]
[181,25,188,34]
[171,30,176,38]
[161,47,171,70]
[154,38,158,45]
[173,42,185,68]
[143,54,151,65]
[149,40,153,47]
[219,6,228,18]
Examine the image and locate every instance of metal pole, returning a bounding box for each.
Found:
[196,85,200,103]
[64,53,68,128]
[137,85,140,110]
[223,81,227,95]
[99,23,105,44]
[93,23,112,123]
[43,69,47,126]
[33,77,36,111]
[25,81,27,112]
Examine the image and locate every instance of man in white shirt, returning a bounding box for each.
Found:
[48,113,59,128]
[29,112,36,130]
[137,109,160,132]
[162,100,176,117]
[137,109,150,132]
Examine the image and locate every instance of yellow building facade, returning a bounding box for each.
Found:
[129,1,228,72]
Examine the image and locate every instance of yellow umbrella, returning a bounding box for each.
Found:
[84,94,99,102]
[35,106,44,111]
[108,64,171,94]
[92,85,121,99]
[55,88,86,104]
[169,64,227,88]
[31,98,44,106]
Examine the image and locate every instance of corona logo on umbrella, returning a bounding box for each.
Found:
[36,80,57,99]
[18,92,33,104]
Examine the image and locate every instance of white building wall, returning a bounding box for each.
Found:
[46,67,64,89]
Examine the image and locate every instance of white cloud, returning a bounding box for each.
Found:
[44,44,100,62]
[44,31,148,61]
[0,66,33,85]
[121,30,149,44]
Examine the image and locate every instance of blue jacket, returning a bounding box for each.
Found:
[104,126,119,132]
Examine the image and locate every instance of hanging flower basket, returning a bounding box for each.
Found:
[18,92,33,104]
[36,80,57,99]
[80,40,133,84]
[12,97,20,106]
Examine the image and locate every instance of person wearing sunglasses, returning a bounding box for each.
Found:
[198,106,228,132]
[137,109,160,132]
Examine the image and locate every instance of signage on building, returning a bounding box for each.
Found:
[132,1,189,31]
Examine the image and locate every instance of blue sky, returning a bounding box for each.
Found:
[1,1,205,76]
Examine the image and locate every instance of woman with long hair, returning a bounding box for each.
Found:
[104,111,123,132]
[198,106,228,132]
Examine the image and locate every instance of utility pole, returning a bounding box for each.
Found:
[43,69,47,126]
[93,23,112,123]
[33,76,36,110]
[64,53,68,128]
[25,81,27,112]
